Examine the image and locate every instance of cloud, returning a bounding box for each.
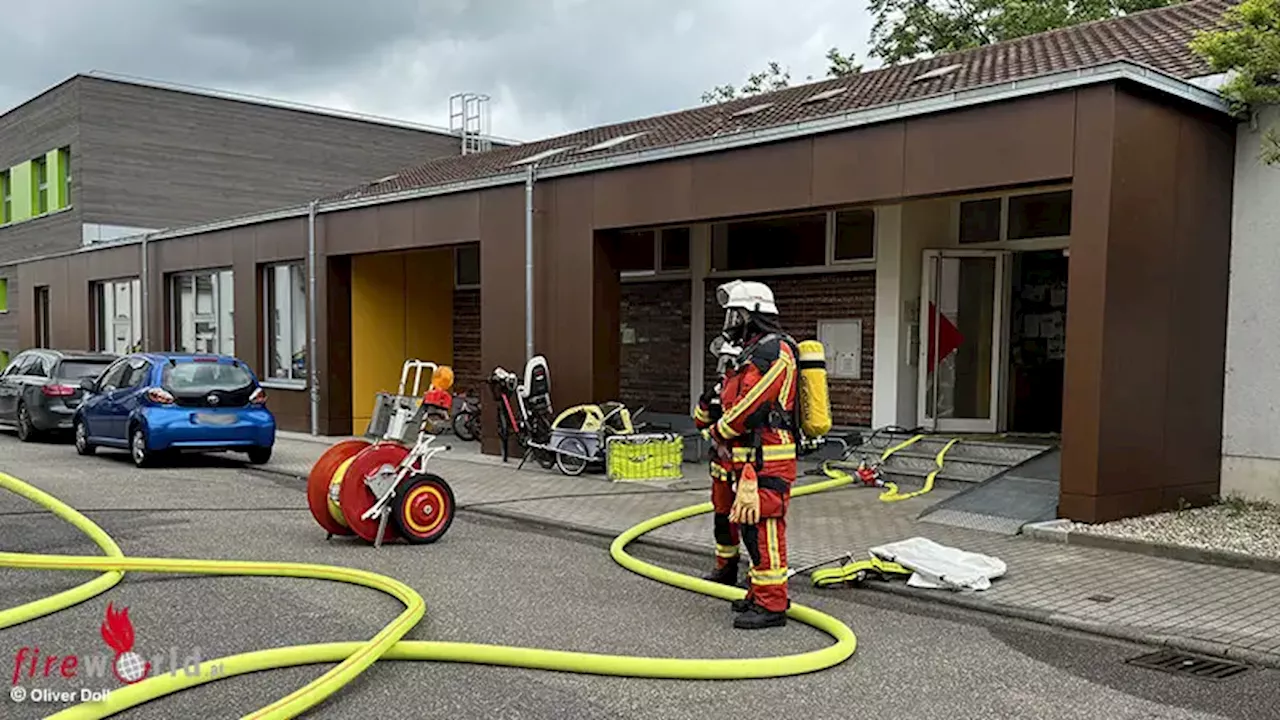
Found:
[0,0,874,141]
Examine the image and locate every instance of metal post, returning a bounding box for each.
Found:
[140,234,149,351]
[524,164,536,362]
[307,199,320,436]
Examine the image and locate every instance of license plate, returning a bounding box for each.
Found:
[194,413,237,426]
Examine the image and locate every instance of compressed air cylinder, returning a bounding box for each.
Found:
[796,340,833,438]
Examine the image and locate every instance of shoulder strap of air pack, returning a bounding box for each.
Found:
[757,332,804,442]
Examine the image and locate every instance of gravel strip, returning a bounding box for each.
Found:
[1074,502,1280,560]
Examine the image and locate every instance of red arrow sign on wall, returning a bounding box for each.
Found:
[925,302,964,373]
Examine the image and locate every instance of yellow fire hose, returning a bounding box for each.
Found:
[818,434,961,503]
[0,469,859,719]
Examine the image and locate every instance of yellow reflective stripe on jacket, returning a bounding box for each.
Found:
[710,464,731,481]
[716,354,792,438]
[730,444,796,463]
[693,406,710,423]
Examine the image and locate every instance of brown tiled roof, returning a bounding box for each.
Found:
[328,0,1234,202]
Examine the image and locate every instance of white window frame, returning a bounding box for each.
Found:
[93,277,142,354]
[948,184,1073,251]
[454,245,481,290]
[619,227,695,283]
[705,207,878,280]
[261,262,308,389]
[169,268,235,356]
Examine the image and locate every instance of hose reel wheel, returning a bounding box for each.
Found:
[392,473,456,544]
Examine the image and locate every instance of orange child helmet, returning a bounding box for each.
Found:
[431,365,454,391]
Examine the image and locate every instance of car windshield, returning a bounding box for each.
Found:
[57,360,113,380]
[162,361,254,393]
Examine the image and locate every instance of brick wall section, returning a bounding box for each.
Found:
[702,272,875,426]
[620,280,692,414]
[452,288,482,397]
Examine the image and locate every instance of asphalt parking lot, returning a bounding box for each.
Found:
[1,433,1278,720]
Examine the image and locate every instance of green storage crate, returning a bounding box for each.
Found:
[606,433,684,482]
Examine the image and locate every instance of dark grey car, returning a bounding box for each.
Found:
[0,350,118,441]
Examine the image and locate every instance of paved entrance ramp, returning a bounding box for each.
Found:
[917,447,1061,535]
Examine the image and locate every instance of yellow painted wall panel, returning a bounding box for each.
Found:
[349,248,454,434]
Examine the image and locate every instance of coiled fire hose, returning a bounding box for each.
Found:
[818,434,960,503]
[0,469,859,719]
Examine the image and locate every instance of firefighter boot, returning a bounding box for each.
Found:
[702,562,740,586]
[733,603,788,630]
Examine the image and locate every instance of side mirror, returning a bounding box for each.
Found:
[80,377,97,393]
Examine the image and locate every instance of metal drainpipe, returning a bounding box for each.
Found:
[307,199,320,436]
[140,233,149,351]
[524,163,536,363]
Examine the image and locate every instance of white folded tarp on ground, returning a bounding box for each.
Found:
[868,537,1007,591]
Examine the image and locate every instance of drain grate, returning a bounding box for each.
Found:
[1126,649,1250,681]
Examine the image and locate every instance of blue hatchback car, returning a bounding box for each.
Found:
[73,353,276,468]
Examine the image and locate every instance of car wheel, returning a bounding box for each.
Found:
[130,426,155,468]
[74,419,95,456]
[16,404,37,443]
[246,446,273,465]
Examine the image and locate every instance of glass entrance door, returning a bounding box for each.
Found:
[917,250,1009,433]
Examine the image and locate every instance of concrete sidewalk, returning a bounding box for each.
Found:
[263,433,1280,669]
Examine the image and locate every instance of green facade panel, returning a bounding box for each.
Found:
[9,161,34,223]
[47,148,69,210]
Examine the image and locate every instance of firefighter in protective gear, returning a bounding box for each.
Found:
[693,280,797,630]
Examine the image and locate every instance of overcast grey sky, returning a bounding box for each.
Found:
[0,0,874,141]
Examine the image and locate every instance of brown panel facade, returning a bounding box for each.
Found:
[811,122,907,206]
[902,93,1076,197]
[478,186,528,455]
[691,140,815,219]
[1061,86,1117,502]
[591,160,695,229]
[1060,85,1235,522]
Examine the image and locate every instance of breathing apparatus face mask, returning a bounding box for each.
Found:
[721,307,751,345]
[709,335,741,376]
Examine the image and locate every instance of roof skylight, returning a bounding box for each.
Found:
[509,146,574,166]
[912,64,963,82]
[729,102,774,118]
[802,87,848,104]
[576,132,649,153]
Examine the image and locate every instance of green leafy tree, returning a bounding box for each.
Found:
[1190,0,1280,165]
[868,0,1182,65]
[701,49,863,104]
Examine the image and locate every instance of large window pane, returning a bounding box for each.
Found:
[172,269,234,356]
[265,263,307,382]
[711,213,826,271]
[833,209,875,261]
[614,229,656,273]
[958,198,1002,244]
[95,278,141,354]
[1008,190,1072,240]
[659,227,691,271]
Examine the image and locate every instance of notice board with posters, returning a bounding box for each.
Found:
[817,319,862,380]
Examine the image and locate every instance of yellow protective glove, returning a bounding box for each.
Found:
[730,465,761,525]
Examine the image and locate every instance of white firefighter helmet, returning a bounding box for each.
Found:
[716,280,778,341]
[716,280,778,315]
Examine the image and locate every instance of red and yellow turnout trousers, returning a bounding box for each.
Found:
[694,334,798,613]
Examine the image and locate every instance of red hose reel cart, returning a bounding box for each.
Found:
[306,360,456,547]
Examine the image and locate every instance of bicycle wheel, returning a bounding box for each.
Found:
[555,436,590,476]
